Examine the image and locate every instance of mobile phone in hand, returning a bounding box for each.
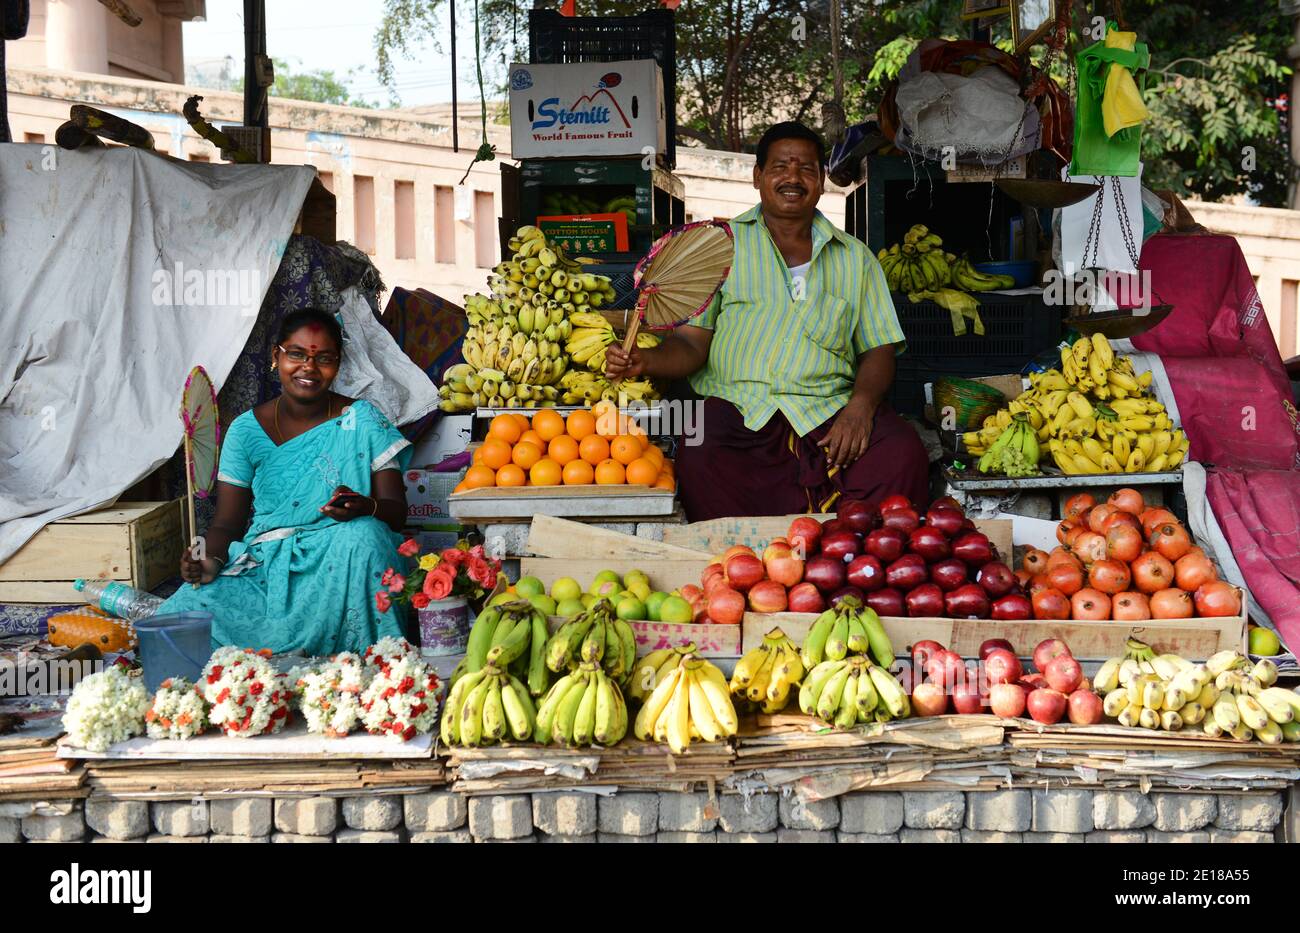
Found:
[326,490,363,510]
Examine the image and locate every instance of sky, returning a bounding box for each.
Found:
[182,0,513,108]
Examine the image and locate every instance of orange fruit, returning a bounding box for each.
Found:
[594,458,626,485]
[578,433,610,466]
[654,473,676,491]
[488,414,522,445]
[464,464,496,489]
[530,458,563,486]
[532,409,566,443]
[480,438,513,471]
[566,409,596,441]
[625,457,658,486]
[626,419,649,447]
[610,435,641,465]
[592,400,620,436]
[510,413,530,433]
[453,480,471,494]
[519,429,546,450]
[496,463,526,487]
[548,434,580,466]
[471,446,485,465]
[562,459,595,485]
[641,444,664,472]
[511,441,543,470]
[661,457,675,474]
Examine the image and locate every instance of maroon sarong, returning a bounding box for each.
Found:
[676,398,931,521]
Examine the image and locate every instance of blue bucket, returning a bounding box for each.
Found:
[134,612,213,693]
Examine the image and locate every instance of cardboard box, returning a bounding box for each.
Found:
[537,213,630,253]
[409,415,472,468]
[509,60,666,160]
[404,469,466,548]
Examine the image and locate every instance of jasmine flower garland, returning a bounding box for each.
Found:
[144,677,209,740]
[299,652,368,737]
[361,653,441,741]
[199,647,292,737]
[363,636,417,672]
[63,664,149,752]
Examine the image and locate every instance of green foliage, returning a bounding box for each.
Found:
[236,58,379,109]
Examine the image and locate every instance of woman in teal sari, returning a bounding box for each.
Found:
[157,309,412,655]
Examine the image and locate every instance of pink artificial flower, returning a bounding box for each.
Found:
[423,565,455,601]
[375,591,392,613]
[381,568,395,587]
[440,548,467,566]
[387,573,407,594]
[411,593,430,610]
[467,556,493,588]
[397,538,420,558]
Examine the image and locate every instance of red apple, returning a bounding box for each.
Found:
[880,494,913,513]
[911,639,946,668]
[976,561,1017,598]
[865,587,905,616]
[984,648,1022,685]
[846,555,886,592]
[678,584,703,605]
[1026,688,1069,724]
[820,518,850,537]
[1067,689,1103,725]
[928,558,968,592]
[926,649,967,689]
[786,582,826,614]
[838,499,879,534]
[885,554,928,590]
[952,532,993,566]
[909,527,952,563]
[991,593,1033,620]
[952,680,989,714]
[1019,672,1048,691]
[692,599,710,624]
[905,583,945,618]
[820,531,860,563]
[989,683,1027,718]
[924,506,965,537]
[1032,638,1072,673]
[945,583,990,619]
[979,638,1014,660]
[931,495,962,512]
[724,553,766,593]
[722,545,755,564]
[762,542,804,587]
[787,517,822,558]
[706,586,746,624]
[803,555,846,594]
[747,580,788,613]
[911,682,950,717]
[1044,654,1084,693]
[828,586,865,609]
[881,507,921,535]
[864,528,906,563]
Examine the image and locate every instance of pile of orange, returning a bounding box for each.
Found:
[455,402,676,493]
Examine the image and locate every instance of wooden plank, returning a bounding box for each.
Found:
[450,484,676,520]
[129,499,183,592]
[629,621,741,658]
[742,612,953,655]
[0,581,84,603]
[520,558,709,593]
[526,515,711,561]
[0,522,132,581]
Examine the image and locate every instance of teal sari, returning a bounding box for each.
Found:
[157,400,412,655]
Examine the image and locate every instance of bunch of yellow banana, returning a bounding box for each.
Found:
[961,333,1190,473]
[729,627,804,714]
[626,642,698,706]
[532,660,629,747]
[633,653,738,753]
[798,655,910,727]
[1197,651,1300,744]
[440,662,538,747]
[878,225,952,293]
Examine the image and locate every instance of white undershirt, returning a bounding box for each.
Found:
[788,260,810,297]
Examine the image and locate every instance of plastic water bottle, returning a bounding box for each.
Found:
[73,579,164,622]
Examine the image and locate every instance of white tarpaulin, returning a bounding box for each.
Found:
[0,145,435,567]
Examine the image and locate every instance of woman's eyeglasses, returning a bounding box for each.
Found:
[277,345,340,367]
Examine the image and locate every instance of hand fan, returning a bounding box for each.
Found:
[615,220,734,374]
[179,366,221,586]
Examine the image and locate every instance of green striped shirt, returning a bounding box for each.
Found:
[689,205,905,437]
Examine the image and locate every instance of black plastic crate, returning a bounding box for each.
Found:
[529,9,677,169]
[584,260,638,310]
[893,292,1064,358]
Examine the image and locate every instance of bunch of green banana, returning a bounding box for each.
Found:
[878,225,952,293]
[799,599,895,671]
[976,413,1040,477]
[461,600,551,697]
[533,661,629,747]
[633,653,738,754]
[951,256,1015,291]
[1197,651,1300,744]
[627,642,699,706]
[543,599,637,685]
[799,655,910,727]
[440,662,538,747]
[960,333,1190,473]
[729,627,805,714]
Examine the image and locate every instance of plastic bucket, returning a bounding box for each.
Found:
[134,612,213,693]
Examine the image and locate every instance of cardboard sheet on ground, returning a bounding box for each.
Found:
[57,719,432,760]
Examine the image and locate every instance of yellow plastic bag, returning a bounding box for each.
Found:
[1102,31,1149,138]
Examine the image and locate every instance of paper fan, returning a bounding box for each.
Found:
[617,220,734,364]
[179,366,220,581]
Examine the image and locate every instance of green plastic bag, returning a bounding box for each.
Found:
[1070,24,1151,178]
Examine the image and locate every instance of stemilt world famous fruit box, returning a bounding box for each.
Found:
[509,60,666,160]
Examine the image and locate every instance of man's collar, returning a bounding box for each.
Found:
[733,205,856,249]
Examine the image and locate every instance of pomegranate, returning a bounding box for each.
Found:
[1071,587,1112,621]
[884,554,928,591]
[1064,524,1090,549]
[1131,551,1175,594]
[929,558,969,592]
[1045,654,1084,693]
[1194,581,1242,618]
[979,638,1014,660]
[1047,547,1083,571]
[908,527,952,563]
[787,516,822,557]
[1088,558,1132,595]
[786,582,826,613]
[706,585,746,624]
[924,506,965,538]
[905,583,946,618]
[838,499,879,535]
[879,494,913,513]
[1108,487,1145,516]
[1014,568,1033,588]
[984,648,1022,685]
[1027,573,1052,597]
[1022,548,1050,575]
[1032,588,1071,620]
[1067,689,1104,725]
[1174,552,1217,591]
[945,583,991,619]
[1140,508,1179,539]
[724,553,766,593]
[976,561,1017,598]
[880,507,921,535]
[1056,519,1078,547]
[747,580,789,613]
[803,555,847,594]
[1105,524,1144,563]
[846,555,886,592]
[1150,587,1194,620]
[989,683,1027,718]
[1102,509,1143,535]
[911,682,950,717]
[1112,591,1151,621]
[864,588,905,617]
[1032,637,1072,672]
[991,592,1033,620]
[952,532,994,566]
[1087,503,1118,535]
[864,528,906,563]
[1047,562,1085,596]
[1150,523,1193,562]
[1072,531,1108,565]
[1026,688,1068,724]
[1063,492,1096,521]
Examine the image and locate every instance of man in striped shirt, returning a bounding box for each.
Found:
[605,122,929,520]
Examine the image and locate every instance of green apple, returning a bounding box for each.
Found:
[624,568,649,587]
[616,596,647,621]
[658,595,693,624]
[556,598,586,618]
[515,576,546,599]
[590,570,622,594]
[1249,627,1281,656]
[644,591,668,622]
[580,593,598,609]
[551,576,582,604]
[627,579,652,602]
[528,594,558,617]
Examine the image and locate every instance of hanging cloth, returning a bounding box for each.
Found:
[1070,22,1150,177]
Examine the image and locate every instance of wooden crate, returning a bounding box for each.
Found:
[541,614,740,658]
[0,500,183,603]
[742,611,1247,662]
[449,484,677,522]
[520,557,709,593]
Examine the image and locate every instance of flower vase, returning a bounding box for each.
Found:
[417,596,471,657]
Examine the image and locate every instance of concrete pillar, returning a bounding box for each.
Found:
[44,0,109,75]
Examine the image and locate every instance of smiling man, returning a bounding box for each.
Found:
[605,121,929,520]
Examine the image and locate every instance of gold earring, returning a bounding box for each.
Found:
[270,359,278,372]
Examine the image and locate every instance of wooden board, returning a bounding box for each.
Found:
[57,721,434,761]
[526,515,710,562]
[538,613,740,658]
[449,484,676,520]
[742,611,1247,661]
[0,500,183,601]
[520,558,709,593]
